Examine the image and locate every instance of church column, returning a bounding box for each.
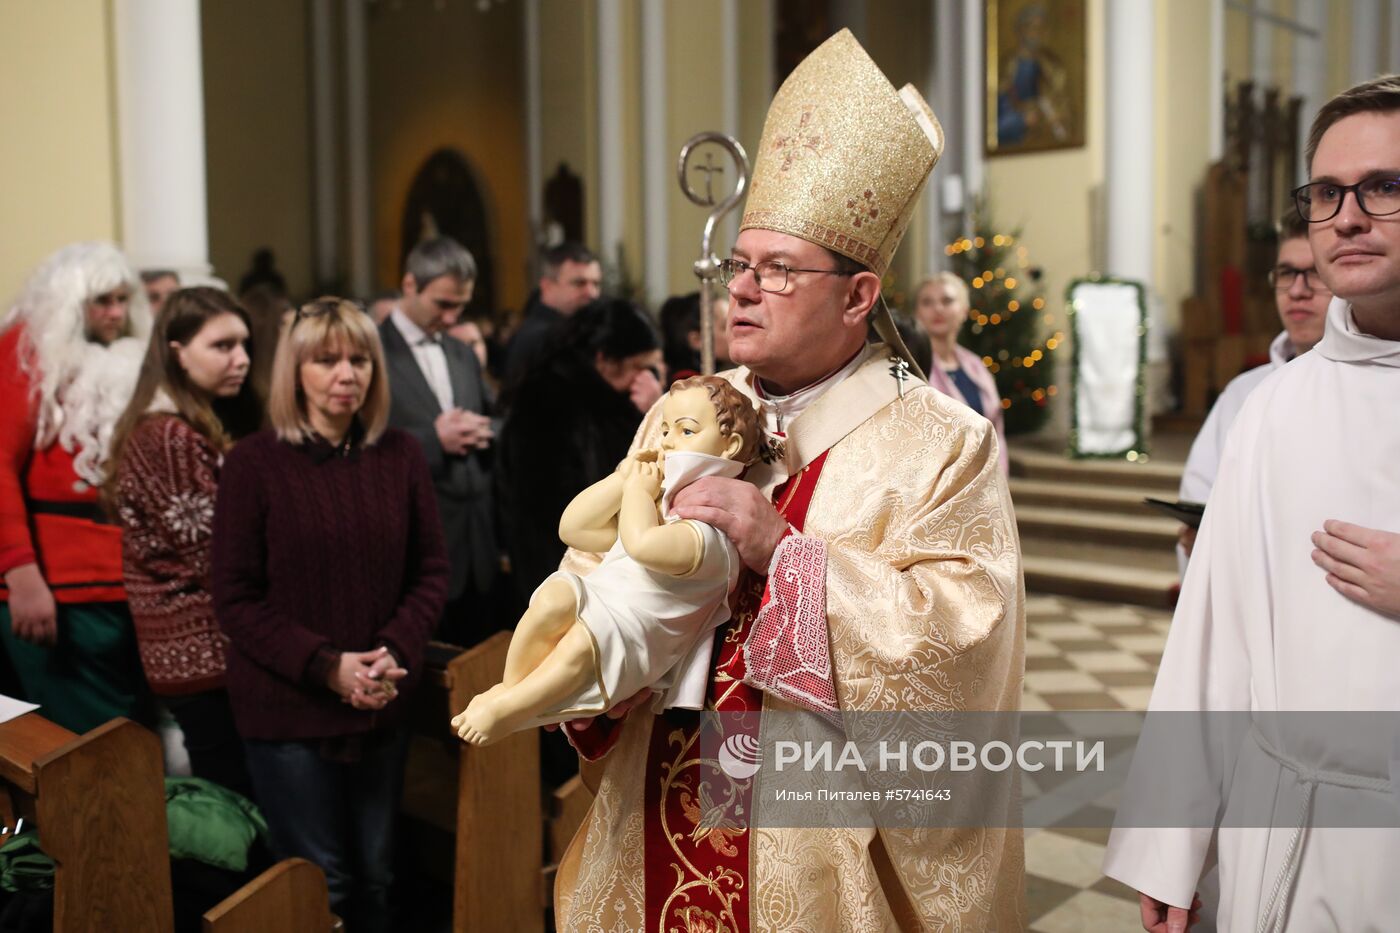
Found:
[310,0,340,289]
[960,0,985,210]
[344,0,373,298]
[596,0,625,266]
[1293,0,1327,181]
[1208,0,1225,162]
[925,0,966,270]
[1351,0,1382,86]
[112,0,212,280]
[641,0,668,307]
[524,0,543,271]
[720,0,740,251]
[1105,0,1155,290]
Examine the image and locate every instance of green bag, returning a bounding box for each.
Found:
[164,777,269,873]
[0,830,55,894]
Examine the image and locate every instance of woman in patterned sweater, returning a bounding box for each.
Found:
[105,287,262,795]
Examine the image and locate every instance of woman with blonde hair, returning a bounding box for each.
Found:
[211,297,447,931]
[107,287,261,796]
[912,272,1009,475]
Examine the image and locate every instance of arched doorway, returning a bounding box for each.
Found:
[399,149,496,316]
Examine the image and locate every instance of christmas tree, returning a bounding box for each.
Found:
[944,217,1063,435]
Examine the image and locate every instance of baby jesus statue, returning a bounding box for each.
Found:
[452,375,763,746]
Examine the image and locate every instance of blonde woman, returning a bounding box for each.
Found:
[913,272,1010,475]
[211,298,447,931]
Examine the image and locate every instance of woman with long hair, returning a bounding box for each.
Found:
[912,272,1010,475]
[106,287,261,795]
[497,298,663,602]
[211,298,447,931]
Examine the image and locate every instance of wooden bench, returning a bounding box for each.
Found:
[401,631,596,931]
[0,712,335,932]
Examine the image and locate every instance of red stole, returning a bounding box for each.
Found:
[641,451,830,933]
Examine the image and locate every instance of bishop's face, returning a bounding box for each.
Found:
[725,228,869,395]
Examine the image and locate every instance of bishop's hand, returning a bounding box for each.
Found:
[671,476,789,572]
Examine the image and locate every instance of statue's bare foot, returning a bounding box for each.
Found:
[454,685,522,746]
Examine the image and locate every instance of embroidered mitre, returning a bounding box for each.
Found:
[739,28,944,278]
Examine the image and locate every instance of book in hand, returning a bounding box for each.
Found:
[1143,498,1205,529]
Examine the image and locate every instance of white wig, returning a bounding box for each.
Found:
[2,241,152,483]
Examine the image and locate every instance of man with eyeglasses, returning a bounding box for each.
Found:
[381,236,499,644]
[1106,74,1400,933]
[551,31,1024,932]
[1176,208,1331,563]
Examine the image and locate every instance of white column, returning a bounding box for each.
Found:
[1208,0,1225,161]
[1351,0,1382,85]
[927,0,963,258]
[1105,0,1155,288]
[960,0,984,207]
[1392,1,1400,72]
[524,0,543,264]
[641,0,668,307]
[596,0,625,265]
[310,0,339,287]
[112,0,211,281]
[1293,0,1327,181]
[720,0,740,251]
[1250,0,1273,88]
[345,0,373,297]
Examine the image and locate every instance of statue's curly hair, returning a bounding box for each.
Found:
[669,374,763,465]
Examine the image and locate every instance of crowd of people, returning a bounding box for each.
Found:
[0,216,1002,928]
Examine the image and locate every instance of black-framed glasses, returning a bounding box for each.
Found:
[716,258,853,293]
[1293,174,1400,222]
[1267,265,1331,293]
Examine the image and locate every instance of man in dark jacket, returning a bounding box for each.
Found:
[504,242,602,383]
[380,237,498,642]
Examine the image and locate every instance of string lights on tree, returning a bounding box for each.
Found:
[945,220,1060,434]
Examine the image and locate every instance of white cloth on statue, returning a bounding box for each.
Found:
[527,452,744,726]
[390,307,454,412]
[1176,332,1300,576]
[1103,297,1400,932]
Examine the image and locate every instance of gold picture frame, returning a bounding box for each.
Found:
[985,0,1087,156]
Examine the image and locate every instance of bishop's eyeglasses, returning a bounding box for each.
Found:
[1293,174,1400,223]
[717,258,853,293]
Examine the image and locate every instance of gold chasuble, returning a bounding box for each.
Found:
[554,29,1025,933]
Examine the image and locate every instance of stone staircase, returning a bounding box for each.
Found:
[1009,448,1183,608]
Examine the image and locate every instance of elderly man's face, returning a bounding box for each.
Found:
[1308,110,1400,316]
[85,286,131,345]
[725,228,868,394]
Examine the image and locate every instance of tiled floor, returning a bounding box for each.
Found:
[1022,593,1172,932]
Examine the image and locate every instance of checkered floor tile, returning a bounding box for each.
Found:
[1022,594,1171,931]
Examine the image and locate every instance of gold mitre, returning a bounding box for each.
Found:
[739,29,944,278]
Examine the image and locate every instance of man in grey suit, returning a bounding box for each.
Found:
[380,237,498,643]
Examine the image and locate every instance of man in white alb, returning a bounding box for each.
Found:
[1104,74,1400,933]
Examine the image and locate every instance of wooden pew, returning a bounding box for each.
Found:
[0,713,335,932]
[202,858,337,932]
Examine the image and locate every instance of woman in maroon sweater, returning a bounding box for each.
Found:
[106,287,262,797]
[211,298,447,932]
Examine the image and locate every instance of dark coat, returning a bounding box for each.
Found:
[496,358,643,601]
[379,318,498,601]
